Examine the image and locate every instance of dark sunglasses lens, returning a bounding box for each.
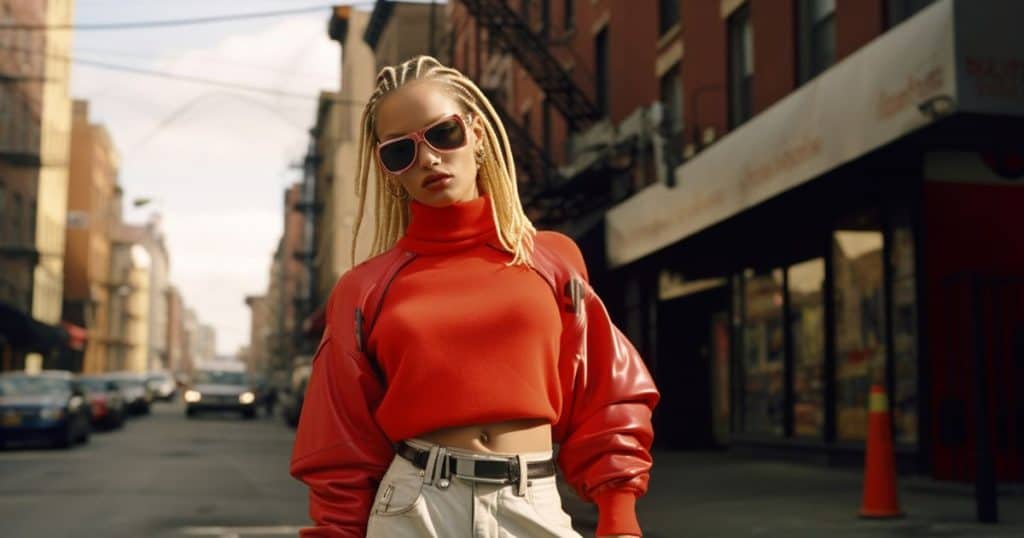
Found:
[424,119,466,150]
[380,139,415,172]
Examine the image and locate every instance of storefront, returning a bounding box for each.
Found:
[605,0,1024,480]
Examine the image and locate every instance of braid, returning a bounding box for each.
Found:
[350,55,536,268]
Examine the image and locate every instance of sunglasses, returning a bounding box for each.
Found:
[376,114,471,175]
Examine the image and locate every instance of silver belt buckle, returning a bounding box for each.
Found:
[453,457,514,485]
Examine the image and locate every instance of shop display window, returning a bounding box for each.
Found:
[788,258,826,438]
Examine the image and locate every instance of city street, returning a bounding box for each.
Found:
[3,397,1024,537]
[0,401,309,538]
[2,1,1023,537]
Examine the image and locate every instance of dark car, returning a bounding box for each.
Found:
[280,364,311,428]
[105,373,153,415]
[184,368,257,419]
[77,376,126,430]
[0,371,92,449]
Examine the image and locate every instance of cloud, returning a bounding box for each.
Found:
[71,13,339,356]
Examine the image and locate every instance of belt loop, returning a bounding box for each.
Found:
[515,454,528,497]
[437,447,451,489]
[422,444,439,486]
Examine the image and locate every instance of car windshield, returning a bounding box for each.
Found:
[77,378,109,392]
[0,376,68,396]
[194,370,247,386]
[115,379,144,389]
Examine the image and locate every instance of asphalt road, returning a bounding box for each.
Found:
[0,400,309,538]
[4,399,1022,538]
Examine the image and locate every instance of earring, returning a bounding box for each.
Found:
[384,176,407,199]
[474,146,485,165]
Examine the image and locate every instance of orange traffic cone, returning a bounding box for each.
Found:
[859,384,903,518]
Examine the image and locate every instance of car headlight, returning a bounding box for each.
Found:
[239,392,256,405]
[40,407,65,420]
[184,390,202,403]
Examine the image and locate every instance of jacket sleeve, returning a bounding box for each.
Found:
[544,233,660,537]
[289,274,394,537]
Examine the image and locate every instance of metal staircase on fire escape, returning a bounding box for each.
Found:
[459,0,603,225]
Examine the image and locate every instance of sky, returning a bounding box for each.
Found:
[69,1,364,356]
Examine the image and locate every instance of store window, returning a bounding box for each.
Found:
[711,311,732,444]
[788,258,826,438]
[741,268,785,436]
[890,211,918,444]
[833,221,888,441]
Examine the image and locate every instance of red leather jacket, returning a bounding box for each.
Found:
[290,231,659,537]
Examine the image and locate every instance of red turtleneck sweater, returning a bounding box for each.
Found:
[366,195,564,443]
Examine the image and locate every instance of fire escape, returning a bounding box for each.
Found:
[459,0,605,227]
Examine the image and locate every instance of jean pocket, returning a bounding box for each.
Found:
[373,458,425,516]
[527,476,574,529]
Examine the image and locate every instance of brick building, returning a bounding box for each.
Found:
[450,0,1024,484]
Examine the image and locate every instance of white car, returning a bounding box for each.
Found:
[146,371,177,401]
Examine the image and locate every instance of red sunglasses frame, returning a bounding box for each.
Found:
[375,114,472,175]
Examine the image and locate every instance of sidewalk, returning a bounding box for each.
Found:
[562,451,1024,537]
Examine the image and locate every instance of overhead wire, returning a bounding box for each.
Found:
[0,2,378,31]
[0,44,363,106]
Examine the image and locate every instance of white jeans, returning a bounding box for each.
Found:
[366,438,582,538]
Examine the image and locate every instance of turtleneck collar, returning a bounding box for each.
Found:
[397,195,498,254]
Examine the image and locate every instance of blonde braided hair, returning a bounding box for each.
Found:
[352,55,535,267]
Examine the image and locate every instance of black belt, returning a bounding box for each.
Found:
[396,441,556,484]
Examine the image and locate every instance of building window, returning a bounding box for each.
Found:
[563,0,574,31]
[833,218,888,442]
[595,27,609,117]
[889,210,918,444]
[740,268,786,436]
[798,0,836,84]
[11,193,22,245]
[886,0,935,28]
[788,258,826,438]
[474,21,482,80]
[28,199,35,245]
[521,108,532,144]
[659,63,684,175]
[728,5,753,128]
[542,100,552,157]
[659,0,679,36]
[487,28,498,57]
[0,183,5,243]
[540,0,550,38]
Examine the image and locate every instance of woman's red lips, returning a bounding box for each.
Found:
[422,173,452,187]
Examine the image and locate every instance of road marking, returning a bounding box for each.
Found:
[180,525,305,536]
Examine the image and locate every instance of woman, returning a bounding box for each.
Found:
[290,55,659,538]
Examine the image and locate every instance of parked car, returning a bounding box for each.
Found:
[77,376,126,430]
[0,370,92,448]
[146,371,177,402]
[280,363,311,428]
[104,373,153,415]
[184,365,257,419]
